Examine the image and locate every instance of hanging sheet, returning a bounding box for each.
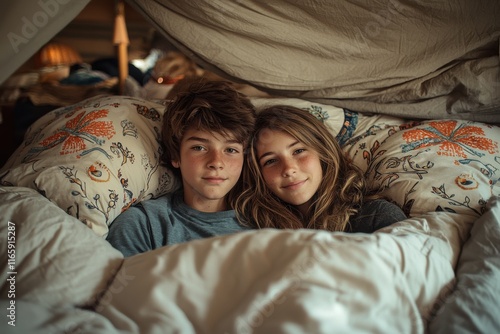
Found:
[0,0,90,84]
[1,0,499,121]
[129,0,500,122]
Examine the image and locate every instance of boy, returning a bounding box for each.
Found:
[106,80,256,257]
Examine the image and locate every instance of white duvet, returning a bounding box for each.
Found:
[97,216,470,334]
[1,186,483,333]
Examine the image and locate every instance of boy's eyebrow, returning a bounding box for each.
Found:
[185,136,209,143]
[226,139,243,145]
[185,136,243,145]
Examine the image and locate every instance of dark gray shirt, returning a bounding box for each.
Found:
[106,189,251,257]
[347,199,407,233]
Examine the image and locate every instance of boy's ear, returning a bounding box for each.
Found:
[171,160,180,168]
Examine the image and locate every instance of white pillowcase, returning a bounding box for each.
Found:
[0,95,180,236]
[343,119,500,218]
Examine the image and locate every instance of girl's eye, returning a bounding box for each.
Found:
[262,158,276,167]
[294,148,306,155]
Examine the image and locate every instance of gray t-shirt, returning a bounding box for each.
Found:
[106,189,251,257]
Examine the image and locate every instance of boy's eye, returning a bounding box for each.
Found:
[226,147,240,154]
[192,145,205,151]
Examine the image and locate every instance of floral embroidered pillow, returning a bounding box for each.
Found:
[0,95,180,237]
[251,97,348,139]
[343,119,500,218]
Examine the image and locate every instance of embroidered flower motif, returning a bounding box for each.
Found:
[29,109,116,158]
[455,173,479,190]
[306,105,329,122]
[133,103,161,122]
[87,161,111,182]
[401,120,498,158]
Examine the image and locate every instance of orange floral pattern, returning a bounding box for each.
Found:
[401,120,498,158]
[23,109,115,162]
[43,109,115,155]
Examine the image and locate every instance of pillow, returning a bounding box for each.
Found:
[0,95,180,237]
[251,97,348,139]
[343,119,500,218]
[251,97,407,146]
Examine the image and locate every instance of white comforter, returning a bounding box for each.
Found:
[1,186,499,333]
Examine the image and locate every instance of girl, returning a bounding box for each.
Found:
[235,105,406,232]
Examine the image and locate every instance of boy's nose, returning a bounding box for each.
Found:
[207,151,224,169]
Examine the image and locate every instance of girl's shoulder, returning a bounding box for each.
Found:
[363,199,406,218]
[348,199,407,233]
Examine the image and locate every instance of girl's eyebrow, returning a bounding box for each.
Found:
[258,140,300,162]
[258,152,273,162]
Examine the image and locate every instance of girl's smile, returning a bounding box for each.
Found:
[282,179,307,190]
[256,129,323,216]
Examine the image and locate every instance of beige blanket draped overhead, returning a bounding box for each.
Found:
[130,0,500,122]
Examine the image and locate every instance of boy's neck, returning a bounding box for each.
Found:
[184,195,227,213]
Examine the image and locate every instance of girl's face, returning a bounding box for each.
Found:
[256,129,323,216]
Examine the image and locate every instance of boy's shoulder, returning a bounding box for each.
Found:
[137,191,178,210]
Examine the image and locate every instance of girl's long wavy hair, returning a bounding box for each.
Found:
[235,105,373,231]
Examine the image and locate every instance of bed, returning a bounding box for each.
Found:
[1,1,500,333]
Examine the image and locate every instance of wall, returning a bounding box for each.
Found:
[50,0,155,63]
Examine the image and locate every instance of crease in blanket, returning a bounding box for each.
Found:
[94,208,472,334]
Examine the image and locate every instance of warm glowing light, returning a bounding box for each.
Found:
[34,43,82,69]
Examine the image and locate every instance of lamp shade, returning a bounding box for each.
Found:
[34,43,82,68]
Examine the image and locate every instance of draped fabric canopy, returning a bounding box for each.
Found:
[2,0,499,121]
[128,0,500,122]
[0,0,90,84]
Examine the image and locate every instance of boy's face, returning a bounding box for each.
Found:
[172,127,244,212]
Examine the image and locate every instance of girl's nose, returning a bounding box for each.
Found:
[281,159,297,177]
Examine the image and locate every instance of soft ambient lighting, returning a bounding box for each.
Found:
[34,42,82,69]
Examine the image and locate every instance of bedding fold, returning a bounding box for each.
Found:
[97,211,474,334]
